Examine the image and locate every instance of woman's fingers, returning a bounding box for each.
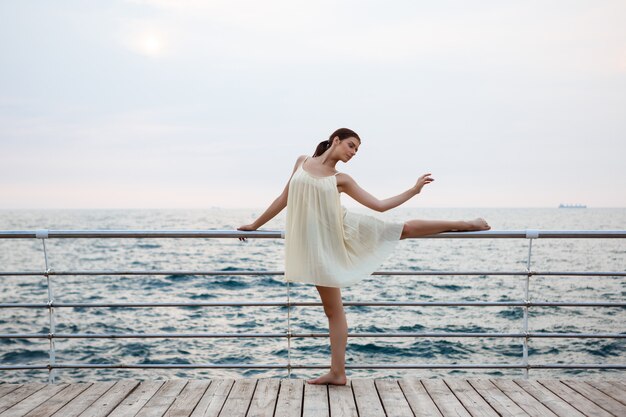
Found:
[237,226,249,242]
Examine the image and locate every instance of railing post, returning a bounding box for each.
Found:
[523,230,538,379]
[37,229,56,383]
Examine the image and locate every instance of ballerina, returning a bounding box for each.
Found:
[238,127,490,385]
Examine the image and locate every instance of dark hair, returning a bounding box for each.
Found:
[313,128,361,157]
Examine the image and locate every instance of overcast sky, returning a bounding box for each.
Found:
[1,0,625,209]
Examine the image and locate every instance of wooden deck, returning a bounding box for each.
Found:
[0,378,624,417]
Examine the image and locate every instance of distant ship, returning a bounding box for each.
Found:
[559,203,587,209]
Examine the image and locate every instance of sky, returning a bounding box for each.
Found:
[1,0,625,209]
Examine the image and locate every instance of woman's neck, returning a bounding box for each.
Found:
[318,153,338,168]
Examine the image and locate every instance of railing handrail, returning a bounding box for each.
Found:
[1,229,626,239]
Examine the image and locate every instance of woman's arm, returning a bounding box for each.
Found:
[238,155,307,232]
[338,173,433,212]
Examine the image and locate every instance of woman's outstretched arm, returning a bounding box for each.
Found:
[338,172,433,212]
[238,155,306,235]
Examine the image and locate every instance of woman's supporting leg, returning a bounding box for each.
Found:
[306,285,348,385]
[401,218,490,239]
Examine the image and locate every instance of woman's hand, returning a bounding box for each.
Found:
[413,173,434,194]
[237,224,257,242]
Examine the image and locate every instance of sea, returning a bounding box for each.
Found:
[0,207,624,383]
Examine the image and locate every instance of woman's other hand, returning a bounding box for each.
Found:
[237,224,257,242]
[414,173,434,194]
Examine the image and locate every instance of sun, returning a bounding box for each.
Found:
[135,33,163,57]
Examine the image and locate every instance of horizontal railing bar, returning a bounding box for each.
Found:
[0,363,624,370]
[1,270,625,277]
[1,230,625,239]
[376,271,626,277]
[0,271,284,276]
[0,332,281,339]
[527,332,626,338]
[2,332,624,339]
[1,301,624,309]
[0,230,286,239]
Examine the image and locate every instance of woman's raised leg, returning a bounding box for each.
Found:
[306,285,348,385]
[401,218,490,239]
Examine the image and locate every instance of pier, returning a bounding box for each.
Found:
[1,377,625,416]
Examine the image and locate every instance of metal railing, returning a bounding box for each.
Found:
[0,229,625,383]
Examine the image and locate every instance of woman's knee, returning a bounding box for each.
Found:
[316,285,344,318]
[400,222,411,240]
[323,304,344,319]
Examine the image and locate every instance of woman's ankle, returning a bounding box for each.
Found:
[330,367,346,376]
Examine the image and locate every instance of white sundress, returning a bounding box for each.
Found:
[284,156,404,288]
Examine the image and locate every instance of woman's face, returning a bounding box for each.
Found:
[336,136,360,162]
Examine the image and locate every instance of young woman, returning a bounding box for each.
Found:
[238,128,490,385]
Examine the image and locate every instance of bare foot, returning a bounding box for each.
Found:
[306,371,347,385]
[467,218,490,231]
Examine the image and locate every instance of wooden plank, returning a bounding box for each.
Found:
[274,379,303,417]
[328,380,357,417]
[352,379,387,417]
[374,379,413,417]
[444,379,498,417]
[398,378,442,417]
[218,379,257,417]
[614,380,626,392]
[163,380,210,417]
[0,386,21,400]
[0,383,68,417]
[50,381,115,417]
[0,384,47,414]
[513,380,585,417]
[190,379,234,417]
[490,379,557,417]
[467,379,527,417]
[79,379,140,417]
[134,379,187,417]
[422,379,472,417]
[538,379,612,417]
[23,383,92,417]
[302,383,328,417]
[107,380,164,417]
[586,380,626,405]
[561,379,626,416]
[246,378,280,417]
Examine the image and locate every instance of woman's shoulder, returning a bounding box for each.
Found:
[289,155,308,173]
[294,154,308,166]
[335,172,353,187]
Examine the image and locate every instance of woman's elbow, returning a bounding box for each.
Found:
[374,201,386,212]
